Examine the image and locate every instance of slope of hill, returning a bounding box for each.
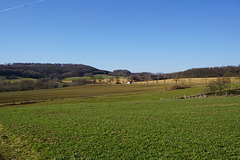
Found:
[165,66,240,79]
[0,63,109,79]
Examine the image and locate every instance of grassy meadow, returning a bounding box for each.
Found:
[0,79,240,159]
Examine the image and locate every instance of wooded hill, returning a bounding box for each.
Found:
[165,66,240,79]
[0,63,240,80]
[0,63,109,79]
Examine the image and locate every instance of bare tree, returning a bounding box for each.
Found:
[109,77,115,84]
[91,75,97,84]
[173,78,179,84]
[115,76,121,84]
[97,76,104,84]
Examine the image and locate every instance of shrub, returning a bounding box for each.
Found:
[72,79,90,86]
[18,80,35,91]
[207,77,231,94]
[62,83,70,87]
[171,85,190,90]
[36,79,60,89]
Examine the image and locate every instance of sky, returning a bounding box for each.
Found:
[0,0,239,73]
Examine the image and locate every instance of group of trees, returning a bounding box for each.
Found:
[165,66,240,79]
[109,70,132,77]
[0,75,125,92]
[128,72,164,82]
[72,76,122,86]
[72,79,91,86]
[206,78,232,94]
[0,78,60,92]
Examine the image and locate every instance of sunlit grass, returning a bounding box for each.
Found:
[0,97,239,159]
[2,77,37,83]
[0,84,204,104]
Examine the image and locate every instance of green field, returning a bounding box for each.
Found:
[0,84,240,159]
[62,77,92,82]
[0,84,204,105]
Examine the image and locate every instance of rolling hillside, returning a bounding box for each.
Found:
[0,63,109,79]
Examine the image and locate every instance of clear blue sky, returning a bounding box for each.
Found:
[0,0,239,73]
